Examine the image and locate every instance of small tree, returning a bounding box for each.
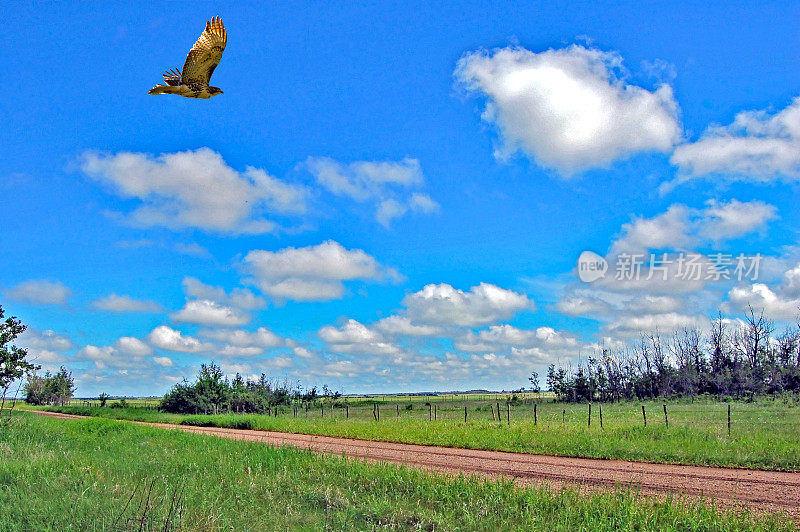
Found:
[0,306,40,424]
[528,371,540,393]
[98,392,109,407]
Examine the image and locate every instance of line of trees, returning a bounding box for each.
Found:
[24,367,76,405]
[547,308,800,402]
[160,362,340,414]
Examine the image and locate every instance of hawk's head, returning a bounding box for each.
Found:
[209,86,224,97]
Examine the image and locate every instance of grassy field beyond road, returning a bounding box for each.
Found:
[41,396,800,471]
[0,412,793,531]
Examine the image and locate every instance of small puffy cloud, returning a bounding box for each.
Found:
[171,300,250,327]
[456,45,681,175]
[456,324,579,353]
[220,346,265,357]
[409,193,440,213]
[77,337,153,369]
[611,205,694,256]
[376,199,407,228]
[698,199,776,242]
[610,200,777,256]
[80,148,308,235]
[147,325,211,353]
[153,356,174,367]
[306,157,424,200]
[319,319,383,344]
[555,295,612,316]
[403,283,533,327]
[92,294,163,313]
[114,337,154,357]
[724,284,800,321]
[200,327,285,356]
[174,243,211,257]
[243,240,397,302]
[182,277,266,310]
[606,312,707,337]
[19,329,73,352]
[18,329,73,364]
[5,279,71,305]
[628,295,683,314]
[77,345,116,369]
[292,346,316,359]
[782,264,800,297]
[670,97,800,186]
[373,315,443,337]
[267,355,294,369]
[375,194,441,228]
[318,319,403,356]
[305,157,439,227]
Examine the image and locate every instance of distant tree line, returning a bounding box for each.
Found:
[24,366,76,405]
[160,362,340,414]
[547,308,800,402]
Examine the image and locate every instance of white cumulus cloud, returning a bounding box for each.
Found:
[92,294,163,313]
[305,157,439,227]
[403,283,532,327]
[724,283,800,321]
[182,277,266,310]
[147,325,211,353]
[670,96,800,186]
[5,279,71,305]
[171,300,250,327]
[243,240,397,302]
[80,148,308,235]
[456,45,681,175]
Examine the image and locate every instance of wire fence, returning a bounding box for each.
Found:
[66,394,800,435]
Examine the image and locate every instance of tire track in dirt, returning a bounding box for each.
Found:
[33,410,800,519]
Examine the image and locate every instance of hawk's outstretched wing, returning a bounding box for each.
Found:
[162,68,182,86]
[181,17,227,86]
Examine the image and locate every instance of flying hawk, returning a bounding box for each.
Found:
[148,17,227,98]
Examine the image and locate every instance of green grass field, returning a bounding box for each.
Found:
[0,412,792,531]
[40,395,800,471]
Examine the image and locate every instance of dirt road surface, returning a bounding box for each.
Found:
[33,410,800,518]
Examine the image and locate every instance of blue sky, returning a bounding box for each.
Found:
[3,1,800,396]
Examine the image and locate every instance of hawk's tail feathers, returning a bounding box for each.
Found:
[148,84,172,95]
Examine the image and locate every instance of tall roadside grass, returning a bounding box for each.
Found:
[0,412,793,531]
[43,398,800,471]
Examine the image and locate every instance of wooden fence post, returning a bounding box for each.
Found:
[434,404,437,420]
[464,406,467,422]
[642,405,647,427]
[346,404,349,419]
[599,403,603,429]
[534,403,537,426]
[588,402,592,427]
[663,404,668,427]
[496,402,501,425]
[429,403,432,421]
[396,404,399,417]
[377,404,380,421]
[321,404,324,417]
[562,408,565,424]
[727,404,731,435]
